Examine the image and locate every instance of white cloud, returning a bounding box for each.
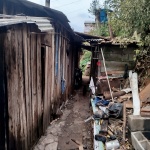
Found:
[28,0,104,32]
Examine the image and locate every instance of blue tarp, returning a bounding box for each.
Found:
[99,9,108,23]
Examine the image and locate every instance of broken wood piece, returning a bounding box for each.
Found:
[123,101,126,141]
[108,126,115,134]
[101,119,108,132]
[71,139,83,150]
[141,108,150,112]
[104,91,126,99]
[112,87,120,92]
[141,111,150,117]
[125,100,133,109]
[84,116,93,123]
[118,95,132,103]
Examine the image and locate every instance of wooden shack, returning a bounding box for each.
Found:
[76,32,137,80]
[0,14,82,150]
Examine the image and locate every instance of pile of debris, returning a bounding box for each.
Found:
[88,70,144,150]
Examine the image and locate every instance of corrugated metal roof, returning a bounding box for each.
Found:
[1,0,72,33]
[0,15,53,32]
[86,39,104,42]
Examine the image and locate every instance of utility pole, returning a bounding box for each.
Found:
[1,0,6,14]
[45,0,50,7]
[3,0,6,14]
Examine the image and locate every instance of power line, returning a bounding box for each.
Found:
[54,0,80,9]
[66,8,88,15]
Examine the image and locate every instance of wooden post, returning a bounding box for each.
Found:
[0,0,6,14]
[0,34,6,150]
[45,0,50,7]
[101,48,114,102]
[3,0,6,14]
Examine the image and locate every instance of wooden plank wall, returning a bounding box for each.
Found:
[1,23,74,149]
[0,32,7,150]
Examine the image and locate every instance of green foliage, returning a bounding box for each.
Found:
[106,0,150,45]
[105,0,150,86]
[80,50,92,72]
[88,0,100,15]
[90,23,109,36]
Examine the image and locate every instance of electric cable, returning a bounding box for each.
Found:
[54,0,80,9]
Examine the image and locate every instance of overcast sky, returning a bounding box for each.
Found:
[28,0,104,32]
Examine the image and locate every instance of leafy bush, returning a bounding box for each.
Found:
[80,50,92,73]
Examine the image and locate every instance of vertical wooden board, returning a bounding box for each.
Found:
[8,27,21,149]
[57,34,61,98]
[27,26,33,146]
[36,35,42,136]
[63,38,66,98]
[11,26,22,150]
[22,24,30,148]
[47,46,51,124]
[3,31,12,149]
[65,40,68,99]
[51,33,55,104]
[30,34,38,143]
[43,46,49,131]
[5,27,18,149]
[0,33,7,150]
[17,25,28,149]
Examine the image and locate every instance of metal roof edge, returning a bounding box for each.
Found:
[0,14,54,32]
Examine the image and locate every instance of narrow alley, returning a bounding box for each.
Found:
[34,77,93,150]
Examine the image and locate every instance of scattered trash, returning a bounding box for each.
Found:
[108,103,123,118]
[94,96,110,106]
[89,71,144,149]
[95,134,106,143]
[105,139,120,150]
[84,116,93,123]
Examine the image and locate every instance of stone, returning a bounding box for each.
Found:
[43,138,54,145]
[128,115,150,131]
[131,131,150,150]
[45,142,58,150]
[33,144,44,150]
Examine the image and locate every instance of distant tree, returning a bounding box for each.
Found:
[106,0,150,46]
[88,0,100,16]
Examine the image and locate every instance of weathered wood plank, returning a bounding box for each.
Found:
[17,24,28,149]
[27,26,33,146]
[37,35,42,136]
[43,46,49,130]
[22,24,30,148]
[5,29,13,150]
[0,33,7,150]
[31,34,38,143]
[47,46,51,124]
[51,33,55,105]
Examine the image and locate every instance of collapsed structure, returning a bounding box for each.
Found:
[77,31,150,150]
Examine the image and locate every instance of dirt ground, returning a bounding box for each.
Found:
[34,76,93,150]
[57,88,93,150]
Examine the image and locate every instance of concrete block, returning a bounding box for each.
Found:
[131,131,150,150]
[128,115,150,132]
